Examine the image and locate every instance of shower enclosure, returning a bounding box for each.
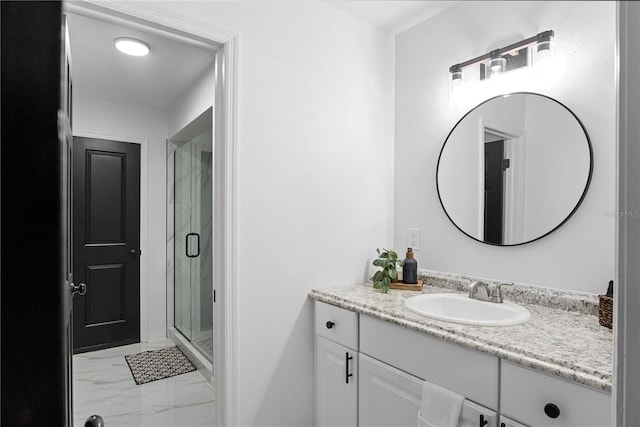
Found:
[167,108,214,370]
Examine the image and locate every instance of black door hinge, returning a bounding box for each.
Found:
[502,158,510,171]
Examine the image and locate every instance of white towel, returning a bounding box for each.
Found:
[418,380,464,427]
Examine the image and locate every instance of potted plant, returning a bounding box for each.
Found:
[371,248,404,293]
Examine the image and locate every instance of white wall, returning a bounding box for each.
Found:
[168,63,216,139]
[73,95,168,341]
[139,2,395,425]
[522,95,591,239]
[394,1,616,293]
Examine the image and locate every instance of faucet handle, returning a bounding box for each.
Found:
[491,282,514,302]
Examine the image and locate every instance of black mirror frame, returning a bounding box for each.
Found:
[435,92,594,247]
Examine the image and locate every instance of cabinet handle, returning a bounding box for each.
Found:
[326,321,335,329]
[544,403,561,419]
[345,352,353,384]
[479,415,488,426]
[500,424,506,427]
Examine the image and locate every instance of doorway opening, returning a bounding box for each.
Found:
[63,1,238,425]
[481,124,525,245]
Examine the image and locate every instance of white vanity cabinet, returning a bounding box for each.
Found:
[314,301,611,427]
[500,361,611,427]
[315,302,358,426]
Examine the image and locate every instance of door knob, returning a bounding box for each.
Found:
[130,248,141,256]
[326,321,335,329]
[71,282,87,296]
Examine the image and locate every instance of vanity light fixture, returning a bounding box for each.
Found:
[488,49,506,76]
[114,37,150,57]
[449,30,554,84]
[450,64,463,86]
[536,31,553,57]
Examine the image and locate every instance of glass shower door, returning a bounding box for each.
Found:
[174,127,213,362]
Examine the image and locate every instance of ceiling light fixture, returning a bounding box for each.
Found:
[449,30,554,84]
[114,37,150,57]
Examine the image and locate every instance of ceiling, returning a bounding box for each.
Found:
[66,12,216,111]
[66,2,456,111]
[324,1,459,34]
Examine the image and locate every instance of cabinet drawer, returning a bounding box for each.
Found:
[360,315,499,409]
[315,301,358,350]
[501,361,611,426]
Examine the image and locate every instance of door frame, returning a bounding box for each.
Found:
[477,118,525,242]
[73,131,149,341]
[64,2,239,425]
[616,1,640,425]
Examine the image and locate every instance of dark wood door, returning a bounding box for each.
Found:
[484,140,506,245]
[73,137,141,353]
[1,1,72,425]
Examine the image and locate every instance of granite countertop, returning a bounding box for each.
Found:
[308,282,614,392]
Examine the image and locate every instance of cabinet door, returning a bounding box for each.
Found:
[500,415,529,427]
[359,354,422,427]
[501,361,611,426]
[316,336,357,426]
[360,315,499,409]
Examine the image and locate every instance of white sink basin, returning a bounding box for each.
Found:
[404,293,530,326]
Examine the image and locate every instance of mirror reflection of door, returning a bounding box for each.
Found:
[483,128,525,245]
[484,137,506,244]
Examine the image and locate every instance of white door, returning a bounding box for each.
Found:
[316,336,357,426]
[358,354,422,427]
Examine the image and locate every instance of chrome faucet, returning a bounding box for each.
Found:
[462,277,514,303]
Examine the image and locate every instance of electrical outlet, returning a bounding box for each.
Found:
[408,228,420,250]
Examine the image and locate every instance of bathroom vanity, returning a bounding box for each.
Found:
[309,281,613,427]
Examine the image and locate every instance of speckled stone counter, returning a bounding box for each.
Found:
[308,282,613,392]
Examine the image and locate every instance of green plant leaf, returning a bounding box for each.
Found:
[388,268,398,280]
[373,259,385,267]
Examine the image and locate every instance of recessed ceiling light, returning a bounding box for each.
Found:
[114,37,150,57]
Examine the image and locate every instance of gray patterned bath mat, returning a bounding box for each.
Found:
[124,346,196,385]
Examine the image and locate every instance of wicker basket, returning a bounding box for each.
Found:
[598,295,613,329]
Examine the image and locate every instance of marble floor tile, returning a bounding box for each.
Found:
[73,340,215,427]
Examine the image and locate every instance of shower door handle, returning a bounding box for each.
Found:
[186,232,200,258]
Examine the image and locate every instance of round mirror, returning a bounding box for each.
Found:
[436,92,593,246]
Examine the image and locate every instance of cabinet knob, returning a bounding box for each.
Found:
[544,403,561,419]
[325,321,335,329]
